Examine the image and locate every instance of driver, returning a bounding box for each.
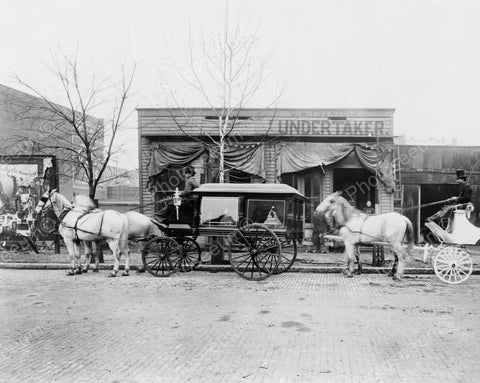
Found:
[427,169,473,228]
[152,166,200,226]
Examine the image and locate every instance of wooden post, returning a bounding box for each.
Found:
[417,186,421,242]
[210,237,226,264]
[93,199,104,263]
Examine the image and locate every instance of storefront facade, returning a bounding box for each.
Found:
[138,108,396,222]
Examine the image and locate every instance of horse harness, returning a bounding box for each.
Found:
[41,194,112,240]
[61,208,114,241]
[333,209,383,242]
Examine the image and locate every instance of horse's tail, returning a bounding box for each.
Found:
[404,216,415,255]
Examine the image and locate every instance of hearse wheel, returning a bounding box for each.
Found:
[228,223,281,281]
[175,237,201,272]
[275,239,297,274]
[142,237,181,277]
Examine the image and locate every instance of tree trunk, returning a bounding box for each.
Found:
[219,138,225,183]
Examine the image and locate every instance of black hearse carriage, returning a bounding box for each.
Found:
[142,183,306,281]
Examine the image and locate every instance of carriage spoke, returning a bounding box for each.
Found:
[228,224,281,281]
[274,240,297,274]
[142,237,180,277]
[434,246,473,284]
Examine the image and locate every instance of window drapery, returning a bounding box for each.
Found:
[147,141,395,192]
[277,142,395,192]
[147,142,265,186]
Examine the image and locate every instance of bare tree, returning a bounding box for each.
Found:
[163,3,283,183]
[4,51,136,200]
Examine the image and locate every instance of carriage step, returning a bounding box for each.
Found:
[167,224,192,230]
[134,236,151,242]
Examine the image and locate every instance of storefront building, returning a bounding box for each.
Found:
[397,144,480,241]
[138,108,396,223]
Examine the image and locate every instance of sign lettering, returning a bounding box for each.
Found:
[277,120,389,136]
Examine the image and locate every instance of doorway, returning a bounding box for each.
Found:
[333,168,376,210]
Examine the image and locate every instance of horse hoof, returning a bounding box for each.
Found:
[392,275,402,281]
[388,272,395,277]
[82,268,88,273]
[75,270,82,275]
[92,269,99,273]
[108,272,117,278]
[66,271,75,276]
[121,271,130,277]
[353,270,362,275]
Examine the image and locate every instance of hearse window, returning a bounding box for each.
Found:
[247,200,285,228]
[200,197,239,226]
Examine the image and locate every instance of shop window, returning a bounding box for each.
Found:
[283,168,322,222]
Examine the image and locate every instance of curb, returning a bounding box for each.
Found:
[3,262,474,275]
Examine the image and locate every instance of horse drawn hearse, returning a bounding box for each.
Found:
[34,184,306,281]
[142,183,306,281]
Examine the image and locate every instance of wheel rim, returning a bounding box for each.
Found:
[142,237,180,277]
[175,238,201,272]
[274,239,297,274]
[228,223,281,281]
[433,247,473,284]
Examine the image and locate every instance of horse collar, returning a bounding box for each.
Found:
[58,208,71,223]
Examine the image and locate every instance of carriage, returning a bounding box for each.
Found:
[420,203,476,284]
[316,192,477,284]
[141,183,306,281]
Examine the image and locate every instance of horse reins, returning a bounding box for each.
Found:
[325,206,380,241]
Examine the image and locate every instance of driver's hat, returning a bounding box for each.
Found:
[456,169,467,180]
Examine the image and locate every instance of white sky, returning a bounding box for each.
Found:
[1,0,480,169]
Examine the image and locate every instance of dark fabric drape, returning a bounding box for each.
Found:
[277,143,354,174]
[354,144,395,192]
[277,143,395,192]
[223,144,265,179]
[148,141,395,192]
[148,142,265,185]
[148,142,205,181]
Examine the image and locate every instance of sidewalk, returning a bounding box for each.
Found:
[1,239,479,275]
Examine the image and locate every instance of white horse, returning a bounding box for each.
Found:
[35,190,130,277]
[315,191,414,281]
[83,211,164,272]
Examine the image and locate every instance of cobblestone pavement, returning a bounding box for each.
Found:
[0,270,479,383]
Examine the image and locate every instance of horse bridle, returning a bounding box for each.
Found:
[37,192,70,223]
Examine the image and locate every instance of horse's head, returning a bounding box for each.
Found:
[314,191,342,219]
[35,189,55,215]
[315,191,355,225]
[35,189,72,216]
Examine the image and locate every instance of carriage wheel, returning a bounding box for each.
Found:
[175,237,201,272]
[433,246,473,284]
[274,239,297,274]
[228,223,281,281]
[142,237,181,277]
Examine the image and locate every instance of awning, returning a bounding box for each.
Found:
[277,142,395,192]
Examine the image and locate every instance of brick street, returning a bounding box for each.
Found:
[0,270,479,383]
